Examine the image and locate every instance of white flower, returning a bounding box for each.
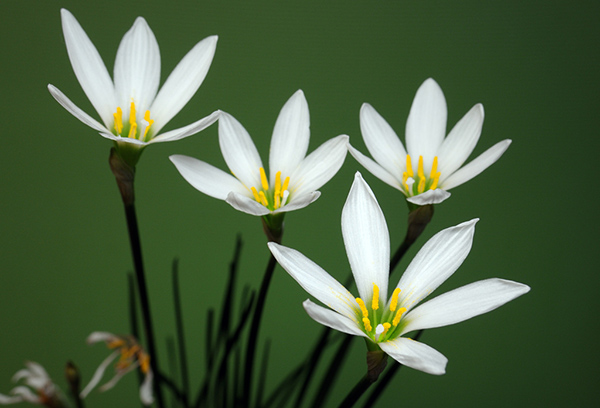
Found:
[48,9,219,156]
[0,362,63,406]
[170,90,348,216]
[80,332,153,406]
[268,172,530,375]
[348,78,511,205]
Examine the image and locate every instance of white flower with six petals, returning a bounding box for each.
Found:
[0,362,63,406]
[170,90,348,216]
[268,172,529,375]
[348,78,511,205]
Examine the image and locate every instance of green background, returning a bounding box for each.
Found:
[1,0,598,406]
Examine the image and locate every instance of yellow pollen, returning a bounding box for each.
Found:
[429,156,439,179]
[382,322,391,337]
[281,176,290,193]
[121,345,140,360]
[274,171,282,198]
[372,284,380,310]
[362,317,372,332]
[405,155,414,177]
[143,110,154,140]
[113,107,123,135]
[389,288,401,312]
[356,298,368,318]
[258,191,269,207]
[139,353,150,374]
[250,186,261,202]
[392,307,407,326]
[417,155,425,179]
[108,339,125,349]
[430,172,441,190]
[274,193,281,209]
[259,167,269,191]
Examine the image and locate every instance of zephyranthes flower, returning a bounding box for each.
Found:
[268,172,529,375]
[170,90,348,216]
[348,78,511,206]
[0,362,65,407]
[80,332,153,405]
[48,9,219,166]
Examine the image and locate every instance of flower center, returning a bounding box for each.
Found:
[355,284,407,343]
[402,155,441,196]
[250,167,291,211]
[108,337,150,374]
[113,101,155,142]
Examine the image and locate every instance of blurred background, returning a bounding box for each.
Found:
[1,0,598,406]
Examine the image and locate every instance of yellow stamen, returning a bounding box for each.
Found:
[389,288,401,312]
[362,317,372,332]
[121,345,140,360]
[281,176,290,194]
[274,171,282,198]
[356,298,368,318]
[372,284,380,310]
[417,155,425,179]
[127,102,137,139]
[251,186,261,202]
[143,110,154,140]
[259,167,269,191]
[429,156,438,179]
[430,172,441,190]
[392,307,407,326]
[108,339,125,349]
[382,322,391,337]
[274,193,281,209]
[258,191,269,207]
[139,353,150,374]
[406,155,414,177]
[113,107,123,135]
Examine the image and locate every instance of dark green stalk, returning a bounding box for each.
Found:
[336,374,371,408]
[243,254,278,407]
[172,260,189,407]
[311,336,354,408]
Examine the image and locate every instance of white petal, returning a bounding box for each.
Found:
[268,243,358,320]
[379,337,447,375]
[401,278,530,334]
[440,139,511,190]
[80,351,120,398]
[303,300,366,337]
[99,363,138,392]
[0,392,22,403]
[360,103,407,176]
[8,387,38,403]
[139,371,154,405]
[396,219,478,312]
[150,110,219,143]
[60,9,116,127]
[406,189,451,205]
[114,17,160,114]
[48,85,110,134]
[170,155,247,200]
[405,78,447,169]
[218,112,263,190]
[86,331,118,345]
[269,90,310,182]
[225,192,270,216]
[347,143,403,191]
[151,35,218,133]
[289,135,349,198]
[341,173,389,302]
[436,104,484,178]
[273,191,320,214]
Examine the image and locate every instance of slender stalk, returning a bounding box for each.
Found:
[312,336,354,408]
[109,148,164,408]
[336,374,372,408]
[65,361,85,408]
[172,259,190,407]
[243,254,277,407]
[390,204,434,274]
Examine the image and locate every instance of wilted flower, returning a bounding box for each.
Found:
[269,172,529,375]
[48,9,219,166]
[0,362,65,407]
[80,332,153,405]
[348,78,511,205]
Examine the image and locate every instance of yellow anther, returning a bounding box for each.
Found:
[382,322,391,337]
[108,339,125,349]
[405,155,414,177]
[127,102,138,139]
[372,284,380,310]
[259,167,269,191]
[362,317,372,332]
[356,298,369,318]
[429,156,439,179]
[417,155,425,179]
[258,191,269,207]
[392,307,407,326]
[274,171,282,198]
[121,345,140,360]
[430,172,441,190]
[143,110,154,140]
[113,107,123,135]
[389,288,401,312]
[418,176,426,194]
[139,353,150,374]
[274,193,281,209]
[281,176,290,193]
[251,186,261,202]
